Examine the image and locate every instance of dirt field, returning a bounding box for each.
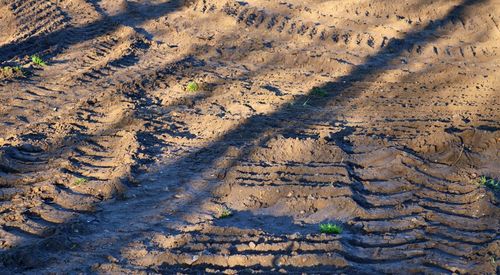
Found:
[0,0,499,273]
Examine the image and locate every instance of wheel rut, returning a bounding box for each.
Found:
[0,0,498,273]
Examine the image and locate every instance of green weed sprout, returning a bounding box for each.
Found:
[311,87,327,97]
[479,176,499,191]
[218,207,233,219]
[74,178,88,186]
[31,55,47,66]
[479,176,488,185]
[319,223,343,234]
[186,81,200,92]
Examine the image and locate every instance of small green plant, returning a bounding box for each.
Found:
[74,177,88,186]
[311,87,327,97]
[319,223,343,234]
[217,207,233,219]
[479,176,499,191]
[31,55,47,66]
[0,66,23,79]
[186,81,200,92]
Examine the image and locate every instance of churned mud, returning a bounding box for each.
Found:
[0,0,499,273]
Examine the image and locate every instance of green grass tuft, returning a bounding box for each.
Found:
[31,55,47,66]
[74,178,88,186]
[186,81,200,92]
[319,223,343,234]
[479,176,499,191]
[311,87,327,97]
[218,208,233,219]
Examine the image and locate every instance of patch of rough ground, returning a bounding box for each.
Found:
[0,0,499,273]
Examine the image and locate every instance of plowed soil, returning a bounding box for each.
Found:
[0,0,499,273]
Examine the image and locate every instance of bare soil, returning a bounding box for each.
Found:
[0,0,499,273]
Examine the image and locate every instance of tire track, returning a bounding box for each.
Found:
[213,0,496,60]
[0,0,498,273]
[10,0,70,41]
[106,123,496,273]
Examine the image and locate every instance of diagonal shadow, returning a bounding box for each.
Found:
[0,18,294,253]
[149,0,484,186]
[123,0,489,258]
[0,0,186,63]
[0,0,487,271]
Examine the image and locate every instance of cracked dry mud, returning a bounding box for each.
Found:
[0,0,499,274]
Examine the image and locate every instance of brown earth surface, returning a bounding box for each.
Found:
[0,0,499,273]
